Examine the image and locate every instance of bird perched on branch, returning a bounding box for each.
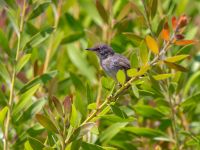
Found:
[86,44,131,81]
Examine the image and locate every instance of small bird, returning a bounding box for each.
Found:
[86,44,131,81]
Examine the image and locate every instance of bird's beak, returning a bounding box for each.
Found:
[85,47,96,51]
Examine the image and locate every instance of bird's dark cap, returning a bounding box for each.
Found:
[85,44,108,51]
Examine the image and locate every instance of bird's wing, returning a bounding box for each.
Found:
[113,54,131,70]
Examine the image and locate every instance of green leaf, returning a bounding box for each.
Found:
[28,136,45,150]
[67,122,95,143]
[116,70,126,85]
[139,41,149,65]
[165,55,189,63]
[153,74,173,80]
[117,2,132,21]
[52,96,63,116]
[7,7,19,37]
[127,68,137,77]
[0,60,10,81]
[181,93,200,110]
[61,32,85,44]
[36,114,59,133]
[110,105,128,119]
[96,0,108,23]
[24,27,54,50]
[101,76,114,90]
[67,44,97,84]
[0,106,8,128]
[16,54,31,73]
[13,84,40,117]
[24,140,33,150]
[70,104,80,127]
[28,0,51,20]
[87,103,97,110]
[137,64,150,76]
[122,127,166,138]
[16,98,47,123]
[164,61,188,72]
[123,32,143,46]
[134,105,165,119]
[0,29,11,56]
[184,71,200,96]
[99,122,128,144]
[19,71,57,94]
[150,0,157,19]
[132,83,139,98]
[81,142,104,150]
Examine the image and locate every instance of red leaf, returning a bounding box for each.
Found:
[172,16,177,31]
[177,15,188,29]
[161,22,170,41]
[175,40,197,46]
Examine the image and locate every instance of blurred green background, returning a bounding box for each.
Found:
[0,0,200,149]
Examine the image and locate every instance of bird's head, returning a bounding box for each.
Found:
[86,44,114,59]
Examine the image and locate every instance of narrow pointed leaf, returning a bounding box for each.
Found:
[24,27,54,50]
[161,22,170,41]
[145,35,159,54]
[28,0,51,20]
[36,114,59,133]
[67,123,95,143]
[116,70,126,85]
[165,55,189,63]
[164,61,188,72]
[96,0,108,23]
[0,29,11,56]
[172,16,177,31]
[16,54,31,73]
[0,106,8,128]
[153,74,173,80]
[117,2,132,21]
[175,40,196,46]
[150,0,157,19]
[139,41,149,64]
[52,96,63,116]
[19,71,57,94]
[28,136,45,150]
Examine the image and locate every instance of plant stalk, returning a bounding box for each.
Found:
[4,1,26,149]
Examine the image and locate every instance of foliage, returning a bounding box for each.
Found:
[0,0,199,150]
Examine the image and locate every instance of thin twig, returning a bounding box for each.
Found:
[4,1,26,150]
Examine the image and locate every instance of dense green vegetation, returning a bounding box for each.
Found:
[0,0,199,149]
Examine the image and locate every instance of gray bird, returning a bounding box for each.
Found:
[86,44,131,81]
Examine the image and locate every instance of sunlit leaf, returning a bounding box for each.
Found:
[36,114,59,133]
[138,64,150,76]
[116,70,126,85]
[145,35,159,54]
[164,61,188,72]
[161,22,170,41]
[0,106,8,128]
[165,55,189,63]
[16,54,31,73]
[96,0,108,23]
[153,74,173,80]
[132,83,139,98]
[139,41,149,64]
[70,104,81,127]
[127,68,137,77]
[175,40,196,46]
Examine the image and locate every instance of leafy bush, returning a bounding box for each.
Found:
[0,0,199,150]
